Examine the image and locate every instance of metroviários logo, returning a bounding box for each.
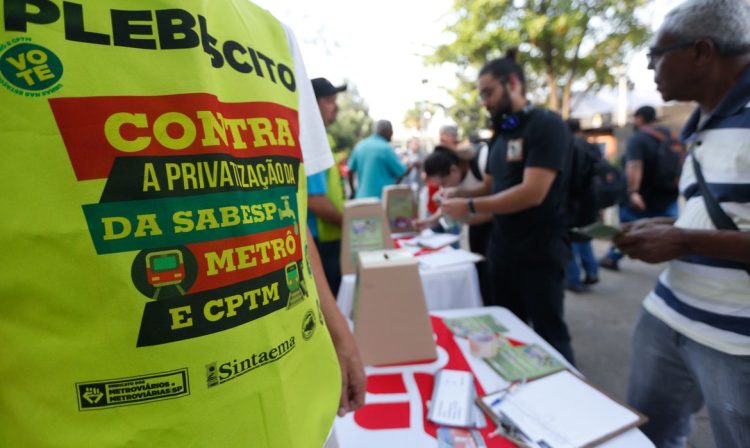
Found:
[0,38,63,96]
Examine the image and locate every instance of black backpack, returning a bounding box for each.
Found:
[567,136,599,228]
[567,137,626,228]
[592,157,627,210]
[640,126,684,193]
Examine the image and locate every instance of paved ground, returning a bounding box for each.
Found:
[564,241,714,448]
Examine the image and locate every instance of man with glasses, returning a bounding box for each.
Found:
[442,50,575,364]
[613,0,750,446]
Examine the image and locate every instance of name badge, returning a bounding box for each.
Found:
[506,139,524,162]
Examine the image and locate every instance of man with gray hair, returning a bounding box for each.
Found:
[613,0,750,446]
[348,120,411,199]
[439,124,460,149]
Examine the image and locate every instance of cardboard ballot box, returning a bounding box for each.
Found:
[340,199,393,275]
[382,185,417,233]
[352,250,437,366]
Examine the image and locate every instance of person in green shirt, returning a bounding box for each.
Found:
[308,77,347,295]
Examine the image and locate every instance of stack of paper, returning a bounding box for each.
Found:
[428,370,486,429]
[418,249,483,269]
[401,231,461,249]
[443,314,507,338]
[479,370,646,448]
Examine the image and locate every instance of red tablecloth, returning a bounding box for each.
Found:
[351,316,521,447]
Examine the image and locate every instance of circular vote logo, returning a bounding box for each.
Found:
[0,42,63,91]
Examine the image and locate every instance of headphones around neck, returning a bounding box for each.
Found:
[498,103,534,133]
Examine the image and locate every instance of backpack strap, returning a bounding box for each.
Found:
[690,146,750,276]
[640,125,668,142]
[469,153,483,181]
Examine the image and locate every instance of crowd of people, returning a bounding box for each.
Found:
[2,0,749,447]
[305,0,750,445]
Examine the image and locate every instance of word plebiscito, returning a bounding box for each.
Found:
[3,0,296,92]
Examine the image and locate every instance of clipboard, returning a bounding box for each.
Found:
[476,370,648,448]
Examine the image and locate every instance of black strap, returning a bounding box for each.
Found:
[690,147,750,275]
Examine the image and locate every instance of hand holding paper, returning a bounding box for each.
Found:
[571,222,621,241]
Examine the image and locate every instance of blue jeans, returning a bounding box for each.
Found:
[605,202,679,262]
[566,241,598,286]
[627,309,750,448]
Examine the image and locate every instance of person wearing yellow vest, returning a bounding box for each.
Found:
[307,78,346,296]
[0,1,365,447]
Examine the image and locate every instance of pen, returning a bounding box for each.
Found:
[489,378,526,408]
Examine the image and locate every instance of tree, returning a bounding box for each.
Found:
[442,74,487,138]
[402,101,440,132]
[328,83,374,154]
[430,0,651,121]
[402,78,488,139]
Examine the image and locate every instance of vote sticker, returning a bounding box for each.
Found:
[0,41,63,93]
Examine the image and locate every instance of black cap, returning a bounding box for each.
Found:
[311,77,346,99]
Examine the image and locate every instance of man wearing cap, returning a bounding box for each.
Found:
[599,105,681,271]
[308,78,347,296]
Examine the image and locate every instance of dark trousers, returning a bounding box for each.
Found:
[468,222,492,305]
[487,232,575,364]
[314,238,342,297]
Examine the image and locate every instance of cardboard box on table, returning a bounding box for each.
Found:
[382,185,417,234]
[340,199,393,275]
[352,250,437,366]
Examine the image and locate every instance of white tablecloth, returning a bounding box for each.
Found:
[334,307,654,448]
[336,262,483,318]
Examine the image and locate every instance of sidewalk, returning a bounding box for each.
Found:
[565,241,714,448]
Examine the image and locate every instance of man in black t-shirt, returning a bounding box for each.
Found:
[442,51,575,363]
[599,106,680,271]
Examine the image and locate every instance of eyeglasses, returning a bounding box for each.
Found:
[478,84,498,101]
[478,76,508,101]
[647,41,695,64]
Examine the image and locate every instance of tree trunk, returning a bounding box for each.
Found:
[561,76,574,119]
[546,70,559,112]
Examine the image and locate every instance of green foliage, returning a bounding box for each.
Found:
[430,0,652,126]
[328,83,374,153]
[402,102,441,131]
[443,74,488,138]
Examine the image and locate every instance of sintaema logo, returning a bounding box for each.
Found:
[0,38,63,96]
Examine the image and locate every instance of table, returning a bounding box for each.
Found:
[336,262,482,318]
[334,307,654,448]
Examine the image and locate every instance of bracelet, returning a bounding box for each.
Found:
[468,199,477,214]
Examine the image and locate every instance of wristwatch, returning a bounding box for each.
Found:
[467,199,477,214]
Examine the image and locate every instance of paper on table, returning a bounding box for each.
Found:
[402,231,461,249]
[428,370,475,427]
[481,370,644,448]
[418,249,483,269]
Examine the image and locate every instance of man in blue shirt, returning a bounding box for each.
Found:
[348,120,408,199]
